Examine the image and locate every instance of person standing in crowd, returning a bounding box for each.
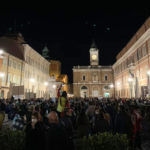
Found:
[131,106,143,150]
[12,110,25,131]
[46,111,69,150]
[92,109,110,134]
[115,105,133,135]
[57,91,68,118]
[61,108,74,150]
[86,101,95,130]
[25,104,33,124]
[25,112,46,150]
[77,108,90,138]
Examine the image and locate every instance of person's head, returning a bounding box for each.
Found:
[48,111,59,124]
[32,112,42,124]
[96,111,104,119]
[120,105,125,112]
[62,91,67,98]
[64,108,72,116]
[95,108,100,115]
[35,105,40,112]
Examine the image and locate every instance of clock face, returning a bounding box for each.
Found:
[92,54,97,60]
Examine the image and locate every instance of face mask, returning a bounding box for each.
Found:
[32,119,37,123]
[95,111,99,115]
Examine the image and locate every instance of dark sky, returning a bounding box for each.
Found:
[0,5,150,83]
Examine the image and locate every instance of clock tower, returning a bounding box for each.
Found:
[90,40,99,66]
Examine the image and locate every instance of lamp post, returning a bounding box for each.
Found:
[0,49,4,55]
[128,77,133,98]
[110,83,114,98]
[29,78,35,99]
[116,82,121,98]
[44,82,48,99]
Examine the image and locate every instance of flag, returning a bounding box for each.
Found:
[129,69,134,78]
[57,84,62,98]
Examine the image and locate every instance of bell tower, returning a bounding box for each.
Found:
[90,40,99,66]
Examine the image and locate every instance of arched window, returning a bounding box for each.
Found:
[104,85,110,90]
[81,86,88,90]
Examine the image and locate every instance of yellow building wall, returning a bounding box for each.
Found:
[49,60,61,78]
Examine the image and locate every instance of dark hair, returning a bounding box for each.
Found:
[99,112,104,119]
[62,91,67,97]
[35,105,40,112]
[32,112,40,120]
[120,105,125,112]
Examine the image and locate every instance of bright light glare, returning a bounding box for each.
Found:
[117,82,120,86]
[110,84,114,88]
[44,82,48,86]
[30,78,35,83]
[53,85,56,88]
[128,78,133,82]
[0,72,5,78]
[147,71,150,75]
[0,49,3,55]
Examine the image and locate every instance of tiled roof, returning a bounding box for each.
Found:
[0,36,25,61]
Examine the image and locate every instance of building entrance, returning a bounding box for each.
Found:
[80,86,88,98]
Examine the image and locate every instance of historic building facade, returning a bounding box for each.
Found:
[0,34,25,99]
[73,42,114,98]
[49,60,61,78]
[49,60,69,94]
[23,44,50,99]
[113,17,150,98]
[0,33,50,99]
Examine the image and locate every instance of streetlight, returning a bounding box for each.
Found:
[117,82,120,86]
[44,82,48,86]
[30,78,35,83]
[53,84,56,89]
[0,49,4,55]
[110,84,114,88]
[128,77,133,82]
[0,72,5,78]
[147,70,150,75]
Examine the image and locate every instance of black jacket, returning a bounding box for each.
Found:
[93,117,110,134]
[46,123,69,150]
[25,121,46,150]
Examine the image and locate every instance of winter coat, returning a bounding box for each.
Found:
[25,121,46,150]
[93,116,110,134]
[46,123,69,150]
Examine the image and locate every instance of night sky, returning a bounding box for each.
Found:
[0,5,150,83]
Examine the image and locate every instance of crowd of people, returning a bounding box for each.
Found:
[0,92,150,150]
